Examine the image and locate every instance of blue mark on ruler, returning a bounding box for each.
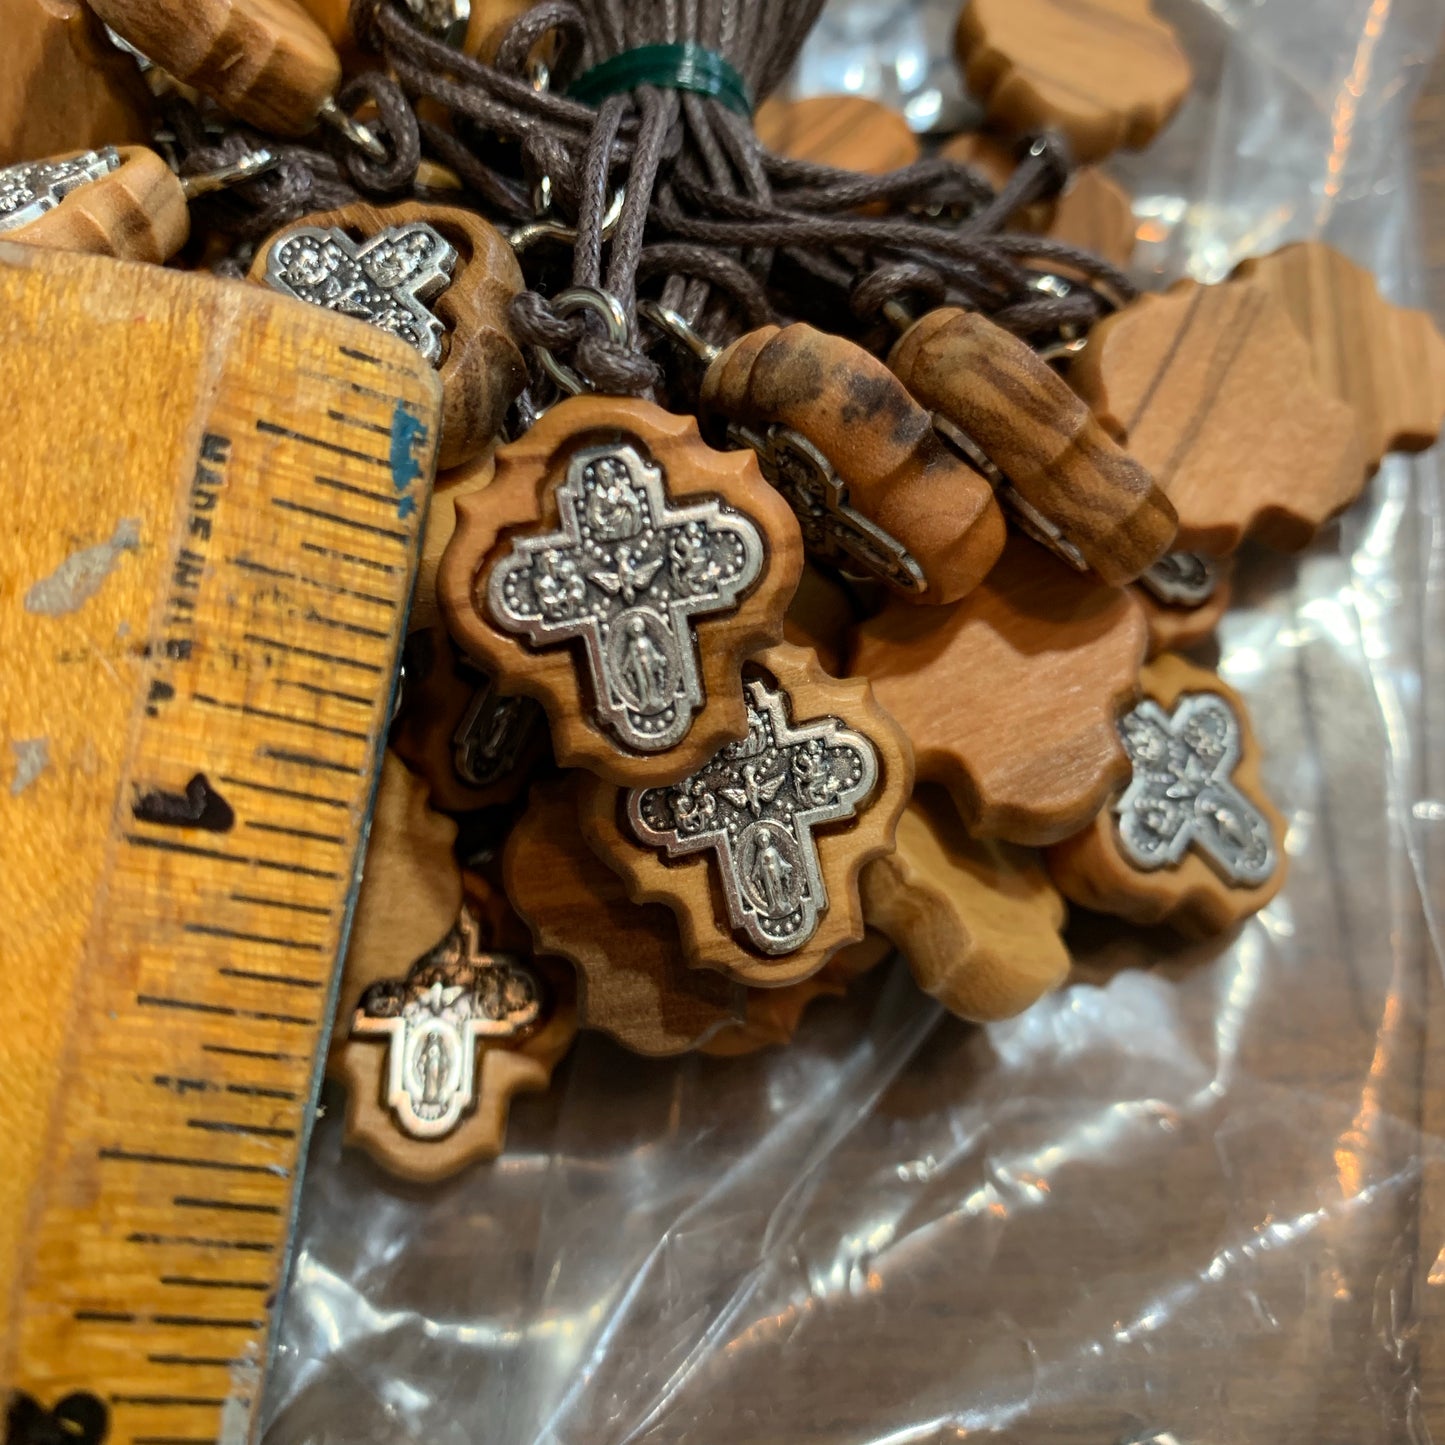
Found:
[388,400,429,517]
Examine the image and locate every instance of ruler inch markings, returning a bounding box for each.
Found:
[298,539,401,575]
[226,892,336,919]
[190,693,370,744]
[311,472,399,508]
[325,407,393,438]
[241,631,384,675]
[242,821,346,846]
[217,775,350,811]
[270,496,409,544]
[254,418,389,470]
[300,608,391,643]
[227,554,397,611]
[271,678,375,711]
[183,923,327,952]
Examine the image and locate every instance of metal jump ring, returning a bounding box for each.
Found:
[636,298,721,364]
[536,286,631,396]
[318,97,389,163]
[510,188,626,255]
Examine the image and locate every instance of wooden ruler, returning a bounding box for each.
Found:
[0,242,441,1445]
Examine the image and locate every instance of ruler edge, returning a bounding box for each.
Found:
[0,243,443,1439]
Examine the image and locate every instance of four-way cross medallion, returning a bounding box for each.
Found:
[264,221,458,364]
[1114,691,1276,887]
[352,905,544,1139]
[487,440,766,754]
[627,677,879,954]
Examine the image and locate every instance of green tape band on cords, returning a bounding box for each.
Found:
[567,43,754,118]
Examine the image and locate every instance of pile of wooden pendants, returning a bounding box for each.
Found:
[9,0,1445,1181]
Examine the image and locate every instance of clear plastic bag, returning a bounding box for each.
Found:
[263,3,1445,1439]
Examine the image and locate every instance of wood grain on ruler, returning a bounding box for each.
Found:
[0,241,439,1443]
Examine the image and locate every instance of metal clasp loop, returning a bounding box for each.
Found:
[534,285,631,396]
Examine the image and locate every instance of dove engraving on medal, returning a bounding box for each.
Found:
[628,678,879,955]
[352,905,544,1139]
[486,441,766,754]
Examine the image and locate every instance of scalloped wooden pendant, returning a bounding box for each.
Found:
[392,449,548,813]
[1047,167,1136,266]
[1,0,151,167]
[1233,241,1445,467]
[755,94,920,174]
[576,641,913,989]
[889,306,1176,584]
[1,146,188,262]
[327,753,575,1181]
[1133,551,1233,659]
[702,322,1007,604]
[1071,278,1367,553]
[954,0,1191,164]
[700,932,893,1057]
[505,774,746,1056]
[861,785,1069,1022]
[251,202,525,470]
[439,395,804,787]
[850,535,1146,846]
[1046,653,1287,937]
[783,563,862,676]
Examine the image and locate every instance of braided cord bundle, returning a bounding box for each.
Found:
[165,0,1138,388]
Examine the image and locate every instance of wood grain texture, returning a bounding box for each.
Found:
[7,145,188,263]
[1233,239,1445,466]
[861,784,1069,1022]
[89,0,341,135]
[755,93,920,174]
[1071,279,1368,553]
[251,201,525,470]
[1135,555,1233,659]
[0,246,192,1359]
[850,535,1147,845]
[1045,652,1287,937]
[439,395,804,787]
[783,562,861,676]
[890,306,1176,584]
[334,845,577,1183]
[700,930,893,1056]
[955,0,1191,164]
[0,0,152,166]
[0,241,440,1424]
[703,322,1007,604]
[576,641,914,989]
[505,774,747,1056]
